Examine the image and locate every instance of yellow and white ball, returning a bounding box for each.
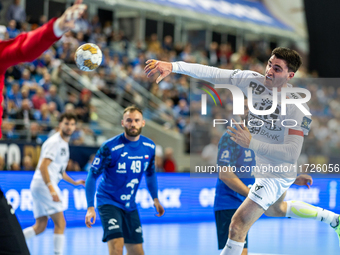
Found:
[74,43,102,72]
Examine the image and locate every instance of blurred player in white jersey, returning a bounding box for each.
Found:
[23,113,85,255]
[145,47,340,255]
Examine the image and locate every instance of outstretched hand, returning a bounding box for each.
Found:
[226,119,252,148]
[144,59,172,84]
[57,0,87,32]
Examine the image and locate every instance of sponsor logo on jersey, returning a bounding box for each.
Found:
[111,144,124,151]
[143,162,149,171]
[108,218,119,230]
[255,184,263,191]
[61,148,66,156]
[135,226,142,233]
[128,156,143,159]
[116,170,127,174]
[126,178,139,189]
[142,142,155,149]
[301,116,312,131]
[145,155,149,159]
[244,150,253,162]
[121,152,128,157]
[118,162,126,170]
[93,157,101,165]
[219,150,230,163]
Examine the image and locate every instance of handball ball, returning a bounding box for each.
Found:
[74,43,102,72]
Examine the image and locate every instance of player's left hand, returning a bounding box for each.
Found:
[154,198,165,217]
[57,0,87,32]
[227,119,252,148]
[294,174,313,189]
[75,179,85,186]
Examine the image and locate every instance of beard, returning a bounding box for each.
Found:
[61,129,72,137]
[124,126,142,137]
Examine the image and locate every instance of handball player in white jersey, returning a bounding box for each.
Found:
[145,47,340,255]
[23,113,85,255]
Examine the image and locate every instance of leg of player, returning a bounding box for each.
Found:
[220,198,265,255]
[23,216,48,239]
[107,237,124,255]
[125,243,144,255]
[50,211,66,255]
[266,191,340,244]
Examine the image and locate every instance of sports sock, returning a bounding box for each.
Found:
[53,234,65,255]
[23,227,36,240]
[286,200,339,227]
[220,239,245,255]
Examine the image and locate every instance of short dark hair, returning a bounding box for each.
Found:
[123,105,143,116]
[271,47,302,73]
[59,112,77,123]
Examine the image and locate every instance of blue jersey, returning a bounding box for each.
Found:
[86,133,158,212]
[214,131,256,211]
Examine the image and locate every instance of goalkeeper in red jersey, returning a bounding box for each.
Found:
[0,1,86,254]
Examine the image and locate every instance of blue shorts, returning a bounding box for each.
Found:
[98,204,143,243]
[215,209,248,250]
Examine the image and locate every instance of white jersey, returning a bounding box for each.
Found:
[230,70,311,171]
[172,62,312,177]
[33,132,69,184]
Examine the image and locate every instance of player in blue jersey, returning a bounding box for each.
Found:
[85,105,165,255]
[214,103,313,255]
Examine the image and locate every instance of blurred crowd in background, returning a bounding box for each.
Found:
[0,3,338,172]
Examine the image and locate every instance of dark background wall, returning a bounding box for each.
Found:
[304,0,340,77]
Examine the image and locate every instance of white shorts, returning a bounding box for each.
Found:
[30,179,64,219]
[248,177,295,210]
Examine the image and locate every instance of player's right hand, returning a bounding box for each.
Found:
[48,186,60,202]
[85,207,96,228]
[144,59,172,84]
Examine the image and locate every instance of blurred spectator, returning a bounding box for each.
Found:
[66,159,81,172]
[10,162,21,171]
[163,147,177,172]
[0,156,6,171]
[201,136,220,166]
[7,82,22,106]
[6,0,26,28]
[48,102,60,122]
[7,20,19,39]
[162,35,173,52]
[207,42,219,66]
[10,99,35,130]
[76,89,91,123]
[39,72,52,91]
[2,120,17,139]
[83,154,95,172]
[46,85,64,112]
[155,144,164,172]
[22,155,34,171]
[31,87,47,110]
[148,34,161,55]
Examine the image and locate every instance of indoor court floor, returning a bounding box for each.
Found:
[26,218,340,255]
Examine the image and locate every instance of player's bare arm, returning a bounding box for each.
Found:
[62,171,85,186]
[85,207,96,228]
[39,158,60,202]
[154,198,165,217]
[219,169,250,197]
